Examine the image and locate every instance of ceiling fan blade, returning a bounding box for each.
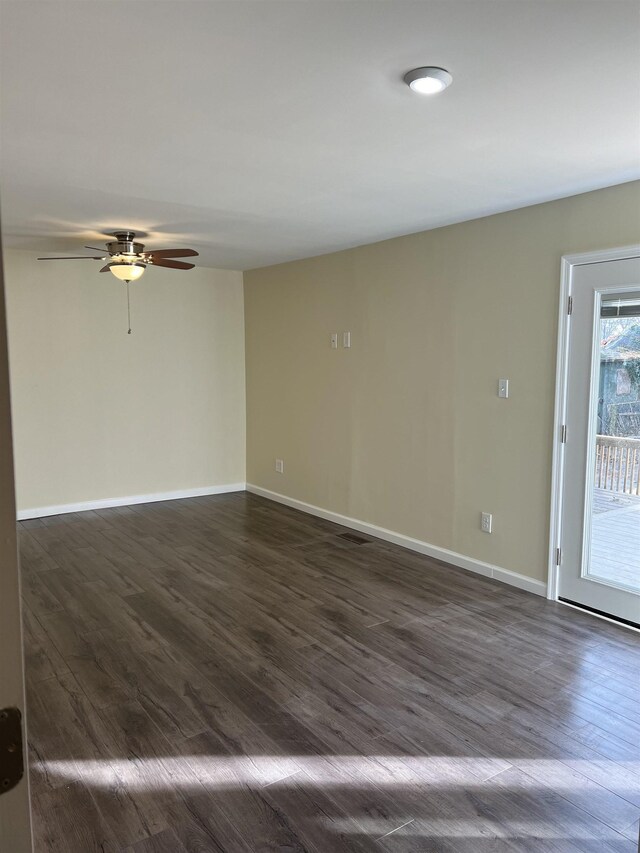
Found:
[150,258,195,270]
[85,246,108,253]
[99,264,113,273]
[37,256,105,260]
[143,248,198,259]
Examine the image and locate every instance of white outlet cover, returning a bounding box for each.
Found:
[275,459,284,473]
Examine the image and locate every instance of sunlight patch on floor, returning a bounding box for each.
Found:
[327,817,628,840]
[33,755,640,791]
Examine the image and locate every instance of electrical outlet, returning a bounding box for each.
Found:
[481,512,492,533]
[330,333,338,349]
[275,459,284,474]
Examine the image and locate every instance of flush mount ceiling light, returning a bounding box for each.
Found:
[404,67,452,95]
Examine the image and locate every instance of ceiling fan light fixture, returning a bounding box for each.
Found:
[109,262,146,282]
[404,67,452,95]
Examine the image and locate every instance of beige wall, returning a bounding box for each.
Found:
[0,245,33,850]
[5,250,246,512]
[244,181,640,584]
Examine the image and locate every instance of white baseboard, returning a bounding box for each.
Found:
[246,483,547,597]
[17,483,247,521]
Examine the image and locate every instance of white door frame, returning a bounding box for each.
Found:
[548,244,640,602]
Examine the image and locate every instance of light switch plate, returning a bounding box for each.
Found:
[498,378,509,398]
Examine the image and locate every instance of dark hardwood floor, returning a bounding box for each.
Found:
[19,492,640,852]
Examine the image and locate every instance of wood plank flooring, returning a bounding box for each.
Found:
[19,492,640,852]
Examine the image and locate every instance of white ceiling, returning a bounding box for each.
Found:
[1,1,639,270]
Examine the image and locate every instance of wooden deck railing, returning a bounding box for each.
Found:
[595,434,640,495]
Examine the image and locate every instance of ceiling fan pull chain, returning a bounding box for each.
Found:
[126,280,132,334]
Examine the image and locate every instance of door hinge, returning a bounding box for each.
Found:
[0,707,24,796]
[561,424,567,443]
[555,547,562,566]
[567,295,573,315]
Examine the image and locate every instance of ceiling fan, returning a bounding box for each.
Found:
[37,231,199,282]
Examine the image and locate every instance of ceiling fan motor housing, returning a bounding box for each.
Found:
[108,231,145,256]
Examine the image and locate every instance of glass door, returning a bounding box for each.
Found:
[558,255,640,627]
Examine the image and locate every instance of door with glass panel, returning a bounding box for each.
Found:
[558,254,640,627]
